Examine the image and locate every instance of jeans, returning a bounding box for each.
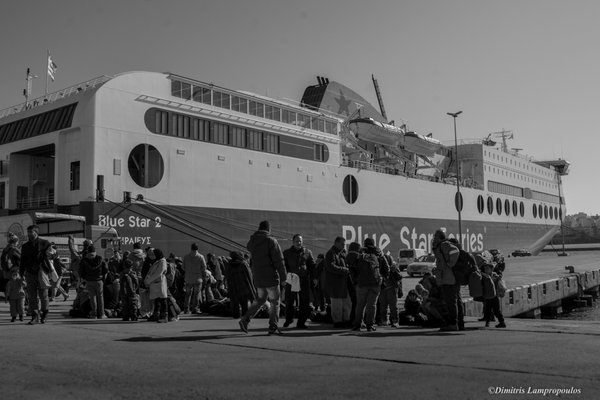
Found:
[242,285,281,329]
[354,286,381,328]
[484,297,504,323]
[441,284,464,327]
[284,278,311,326]
[86,280,104,318]
[184,280,203,311]
[26,272,49,314]
[379,287,399,324]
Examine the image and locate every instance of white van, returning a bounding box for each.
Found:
[397,248,427,271]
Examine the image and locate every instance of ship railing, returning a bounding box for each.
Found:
[16,194,55,210]
[0,75,113,120]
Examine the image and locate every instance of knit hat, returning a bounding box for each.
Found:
[364,238,375,247]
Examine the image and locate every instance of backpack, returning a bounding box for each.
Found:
[165,262,176,288]
[468,269,483,298]
[357,252,381,285]
[452,249,477,286]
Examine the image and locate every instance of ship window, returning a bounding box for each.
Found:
[70,161,80,191]
[231,126,246,148]
[549,207,554,220]
[487,197,493,215]
[496,198,502,215]
[512,200,518,216]
[343,175,358,204]
[264,133,279,154]
[192,86,211,104]
[325,121,336,134]
[282,110,296,124]
[544,205,548,219]
[504,199,510,216]
[297,113,311,128]
[211,122,229,145]
[538,204,543,218]
[171,80,191,100]
[232,96,248,113]
[317,119,325,132]
[265,105,281,122]
[249,101,264,118]
[128,144,164,188]
[477,195,484,214]
[314,143,325,161]
[154,110,169,134]
[559,207,562,220]
[532,204,537,218]
[247,129,263,151]
[213,91,230,109]
[520,202,525,217]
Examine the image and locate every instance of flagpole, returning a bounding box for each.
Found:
[45,49,49,96]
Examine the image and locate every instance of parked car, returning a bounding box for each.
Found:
[511,249,532,257]
[397,248,427,271]
[406,254,437,277]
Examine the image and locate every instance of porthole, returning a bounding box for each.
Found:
[559,207,562,220]
[477,195,484,214]
[504,199,510,216]
[544,205,548,219]
[496,198,502,215]
[128,143,164,188]
[520,202,525,217]
[342,175,358,204]
[533,204,537,218]
[512,200,518,216]
[549,207,554,220]
[487,197,493,215]
[538,204,543,219]
[555,207,559,220]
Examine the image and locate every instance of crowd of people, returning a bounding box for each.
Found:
[0,223,507,332]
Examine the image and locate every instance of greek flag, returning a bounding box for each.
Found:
[47,55,57,81]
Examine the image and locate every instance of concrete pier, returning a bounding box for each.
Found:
[0,298,598,400]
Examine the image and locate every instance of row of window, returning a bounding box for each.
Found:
[145,108,329,162]
[485,165,557,189]
[484,150,555,178]
[487,180,560,204]
[477,194,561,220]
[0,103,77,145]
[170,79,337,135]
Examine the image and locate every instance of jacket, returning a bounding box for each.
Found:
[120,271,139,299]
[20,237,50,276]
[283,246,315,281]
[1,244,21,279]
[79,255,108,281]
[481,272,497,299]
[246,230,286,287]
[183,251,207,283]
[324,246,349,298]
[225,258,257,300]
[5,277,26,299]
[145,258,168,300]
[351,246,389,288]
[432,239,459,285]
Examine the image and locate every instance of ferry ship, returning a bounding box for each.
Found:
[0,71,569,258]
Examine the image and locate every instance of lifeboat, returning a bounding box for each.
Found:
[348,117,404,147]
[403,131,442,157]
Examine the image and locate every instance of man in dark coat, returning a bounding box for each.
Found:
[225,251,256,319]
[20,225,51,324]
[282,234,316,329]
[324,236,351,328]
[239,220,286,335]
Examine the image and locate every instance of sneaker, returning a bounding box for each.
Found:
[283,321,292,328]
[268,327,283,335]
[19,315,23,321]
[238,319,249,333]
[351,325,362,332]
[366,326,376,332]
[390,323,398,328]
[11,317,15,322]
[495,322,507,328]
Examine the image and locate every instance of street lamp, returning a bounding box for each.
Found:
[447,111,463,245]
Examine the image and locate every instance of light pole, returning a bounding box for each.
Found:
[447,111,463,245]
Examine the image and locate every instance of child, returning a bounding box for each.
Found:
[379,261,402,327]
[5,270,26,322]
[119,259,139,321]
[481,263,506,328]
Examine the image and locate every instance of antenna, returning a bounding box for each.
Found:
[488,129,514,152]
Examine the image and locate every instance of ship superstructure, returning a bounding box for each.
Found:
[0,71,568,256]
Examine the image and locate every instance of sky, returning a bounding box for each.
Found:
[0,0,598,215]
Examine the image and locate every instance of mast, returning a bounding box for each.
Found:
[371,74,388,121]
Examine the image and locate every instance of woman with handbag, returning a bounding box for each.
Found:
[144,248,169,323]
[46,245,70,302]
